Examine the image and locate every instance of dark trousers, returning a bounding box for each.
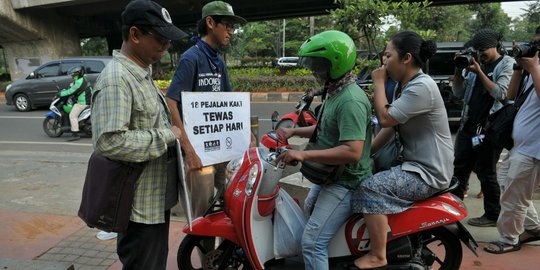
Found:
[452,130,502,220]
[117,210,170,270]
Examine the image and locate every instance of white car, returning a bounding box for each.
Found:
[276,57,299,67]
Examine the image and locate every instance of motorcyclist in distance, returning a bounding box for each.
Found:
[60,66,92,141]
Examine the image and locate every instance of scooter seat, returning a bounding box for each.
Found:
[429,177,459,198]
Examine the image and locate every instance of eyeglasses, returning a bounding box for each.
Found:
[139,28,171,46]
[218,21,237,31]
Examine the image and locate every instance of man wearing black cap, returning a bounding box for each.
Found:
[91,0,186,268]
[165,1,249,218]
[451,29,515,227]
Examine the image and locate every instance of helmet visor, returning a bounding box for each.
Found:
[298,57,331,73]
[299,57,331,83]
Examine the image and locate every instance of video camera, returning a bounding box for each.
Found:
[512,41,540,58]
[454,47,477,69]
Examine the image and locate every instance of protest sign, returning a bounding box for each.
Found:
[181,92,251,166]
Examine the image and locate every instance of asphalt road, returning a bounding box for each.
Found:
[0,101,297,216]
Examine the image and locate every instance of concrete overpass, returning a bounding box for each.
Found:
[0,0,522,80]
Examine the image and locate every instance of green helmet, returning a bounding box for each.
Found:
[298,30,356,80]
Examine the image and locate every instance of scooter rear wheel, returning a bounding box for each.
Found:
[418,226,462,270]
[43,116,63,137]
[177,235,251,270]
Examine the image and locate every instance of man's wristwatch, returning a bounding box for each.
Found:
[513,63,523,71]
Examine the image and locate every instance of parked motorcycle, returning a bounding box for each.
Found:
[274,89,320,130]
[42,82,91,138]
[177,112,478,270]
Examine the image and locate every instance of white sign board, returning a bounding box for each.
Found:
[181,92,251,166]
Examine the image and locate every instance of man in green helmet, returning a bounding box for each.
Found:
[276,30,373,270]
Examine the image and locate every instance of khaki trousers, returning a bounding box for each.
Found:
[69,103,88,132]
[186,162,227,217]
[497,148,540,244]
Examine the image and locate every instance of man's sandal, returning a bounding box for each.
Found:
[520,229,540,244]
[484,241,521,254]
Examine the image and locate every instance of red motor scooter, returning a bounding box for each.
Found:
[274,89,319,130]
[177,113,478,270]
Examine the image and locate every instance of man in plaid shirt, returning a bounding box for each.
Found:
[91,1,186,269]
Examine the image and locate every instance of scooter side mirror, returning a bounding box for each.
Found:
[271,111,280,130]
[271,111,279,122]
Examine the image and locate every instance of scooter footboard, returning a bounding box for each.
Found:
[182,211,240,245]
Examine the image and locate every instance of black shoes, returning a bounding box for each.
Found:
[67,133,81,141]
[467,215,497,227]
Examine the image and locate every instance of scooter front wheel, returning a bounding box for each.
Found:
[178,235,252,270]
[43,117,63,137]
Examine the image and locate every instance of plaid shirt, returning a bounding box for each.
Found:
[91,50,176,224]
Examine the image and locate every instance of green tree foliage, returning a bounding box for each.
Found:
[468,3,511,39]
[412,5,474,42]
[331,0,393,54]
[81,37,108,56]
[331,0,429,55]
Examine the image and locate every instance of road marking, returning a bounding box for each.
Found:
[0,141,92,146]
[0,116,43,119]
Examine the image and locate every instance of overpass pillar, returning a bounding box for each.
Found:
[0,1,81,80]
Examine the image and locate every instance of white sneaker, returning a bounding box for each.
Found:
[96,231,118,240]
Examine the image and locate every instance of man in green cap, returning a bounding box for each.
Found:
[166,1,249,218]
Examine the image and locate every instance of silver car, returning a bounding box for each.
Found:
[5,57,111,111]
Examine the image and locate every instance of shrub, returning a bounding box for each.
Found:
[231,75,318,92]
[154,80,171,91]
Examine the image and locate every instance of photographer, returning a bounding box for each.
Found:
[451,29,515,227]
[484,29,540,254]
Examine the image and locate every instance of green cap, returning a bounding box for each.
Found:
[202,1,247,24]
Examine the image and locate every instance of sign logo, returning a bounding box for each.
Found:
[226,137,232,149]
[204,140,220,152]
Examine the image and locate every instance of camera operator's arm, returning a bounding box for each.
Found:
[452,69,466,98]
[518,53,540,100]
[452,66,466,99]
[471,57,513,101]
[507,69,522,100]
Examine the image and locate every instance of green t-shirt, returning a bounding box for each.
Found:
[316,83,373,189]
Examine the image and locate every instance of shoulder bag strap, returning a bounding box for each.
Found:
[309,88,327,143]
[514,74,535,110]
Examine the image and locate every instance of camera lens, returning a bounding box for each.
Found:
[454,55,472,69]
[513,43,538,58]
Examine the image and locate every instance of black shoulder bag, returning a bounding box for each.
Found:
[299,99,346,185]
[484,80,534,150]
[78,153,147,232]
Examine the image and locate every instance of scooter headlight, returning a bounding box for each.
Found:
[244,164,259,197]
[224,157,244,189]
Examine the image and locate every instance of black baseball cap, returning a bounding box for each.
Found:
[122,0,187,41]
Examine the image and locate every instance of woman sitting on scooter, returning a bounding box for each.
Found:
[351,31,454,269]
[60,66,92,141]
[276,30,373,270]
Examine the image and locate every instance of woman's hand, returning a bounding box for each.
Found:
[371,66,387,85]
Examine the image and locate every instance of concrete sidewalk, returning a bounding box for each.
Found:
[0,180,539,270]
